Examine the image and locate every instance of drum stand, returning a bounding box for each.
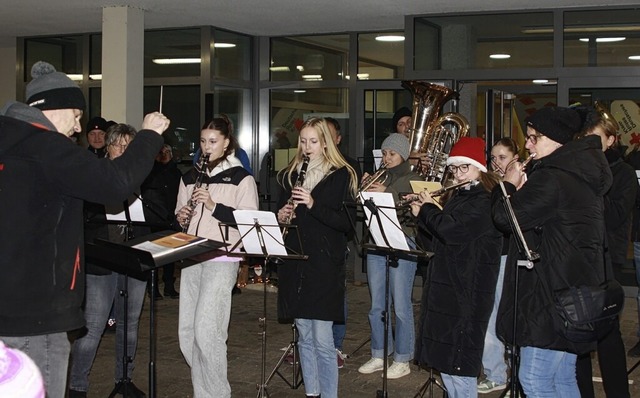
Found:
[265,323,303,389]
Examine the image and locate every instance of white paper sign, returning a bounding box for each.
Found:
[359,191,410,251]
[105,195,146,222]
[233,210,287,256]
[372,149,383,169]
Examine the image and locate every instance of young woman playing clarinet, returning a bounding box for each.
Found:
[175,116,259,398]
[275,117,358,398]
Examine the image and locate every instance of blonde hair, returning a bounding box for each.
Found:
[278,117,358,198]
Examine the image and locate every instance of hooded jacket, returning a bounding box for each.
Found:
[0,101,163,336]
[491,135,612,354]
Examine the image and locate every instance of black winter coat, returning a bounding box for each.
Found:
[0,103,163,336]
[416,183,502,376]
[276,166,355,322]
[492,135,612,355]
[603,149,636,266]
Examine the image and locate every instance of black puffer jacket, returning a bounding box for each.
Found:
[416,183,503,376]
[603,149,636,266]
[492,135,612,355]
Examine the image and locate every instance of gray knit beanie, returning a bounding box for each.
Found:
[26,61,86,111]
[381,133,411,161]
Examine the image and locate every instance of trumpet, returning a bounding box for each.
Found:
[282,154,310,238]
[181,152,210,233]
[359,163,388,192]
[395,180,471,207]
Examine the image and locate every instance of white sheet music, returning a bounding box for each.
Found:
[233,210,287,256]
[372,149,383,169]
[105,194,146,222]
[359,192,410,251]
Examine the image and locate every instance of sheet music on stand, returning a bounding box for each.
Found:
[105,194,146,222]
[232,210,287,256]
[359,191,410,251]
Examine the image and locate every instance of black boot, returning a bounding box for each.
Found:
[163,278,179,299]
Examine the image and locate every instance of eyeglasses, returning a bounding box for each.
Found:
[525,134,543,145]
[447,164,469,174]
[109,143,128,151]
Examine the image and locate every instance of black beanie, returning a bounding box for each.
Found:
[525,106,581,145]
[26,61,86,111]
[391,107,412,133]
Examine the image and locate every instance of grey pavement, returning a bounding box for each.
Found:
[82,273,640,397]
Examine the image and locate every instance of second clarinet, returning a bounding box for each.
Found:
[182,152,210,233]
[281,154,310,239]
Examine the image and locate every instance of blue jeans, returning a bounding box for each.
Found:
[295,318,338,398]
[0,332,70,398]
[441,373,477,398]
[69,273,147,391]
[366,248,417,363]
[332,294,348,351]
[481,255,508,384]
[519,346,579,398]
[634,242,640,336]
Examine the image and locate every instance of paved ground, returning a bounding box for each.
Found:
[82,272,640,398]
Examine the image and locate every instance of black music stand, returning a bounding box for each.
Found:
[86,231,226,398]
[347,194,432,398]
[497,181,540,398]
[219,210,308,398]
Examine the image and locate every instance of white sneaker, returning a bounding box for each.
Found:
[477,379,507,394]
[385,361,410,379]
[358,357,384,374]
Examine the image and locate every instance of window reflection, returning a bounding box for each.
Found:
[145,29,201,78]
[414,13,554,70]
[270,35,348,81]
[564,9,640,67]
[358,32,404,79]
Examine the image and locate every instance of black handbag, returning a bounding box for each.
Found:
[552,278,624,343]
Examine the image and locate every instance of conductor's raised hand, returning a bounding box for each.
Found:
[142,112,171,135]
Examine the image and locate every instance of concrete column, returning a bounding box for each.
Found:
[0,45,17,105]
[101,6,144,128]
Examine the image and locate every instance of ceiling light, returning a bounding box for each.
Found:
[579,37,626,43]
[357,73,370,80]
[532,79,549,84]
[269,66,290,72]
[490,54,511,59]
[89,74,102,81]
[294,90,306,93]
[67,74,82,81]
[629,55,640,60]
[296,65,305,72]
[214,43,236,48]
[152,58,201,64]
[302,74,322,81]
[375,35,405,42]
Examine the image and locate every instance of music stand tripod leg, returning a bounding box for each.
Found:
[108,274,134,398]
[413,368,447,398]
[266,323,303,389]
[376,253,395,398]
[256,260,270,398]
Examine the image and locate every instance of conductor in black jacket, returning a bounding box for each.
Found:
[0,61,170,397]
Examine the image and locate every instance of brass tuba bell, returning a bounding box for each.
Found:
[402,80,469,182]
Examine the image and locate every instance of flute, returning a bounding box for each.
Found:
[396,180,471,207]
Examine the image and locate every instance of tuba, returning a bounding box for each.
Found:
[402,80,470,181]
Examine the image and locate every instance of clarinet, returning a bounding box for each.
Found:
[182,153,210,233]
[281,154,310,239]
